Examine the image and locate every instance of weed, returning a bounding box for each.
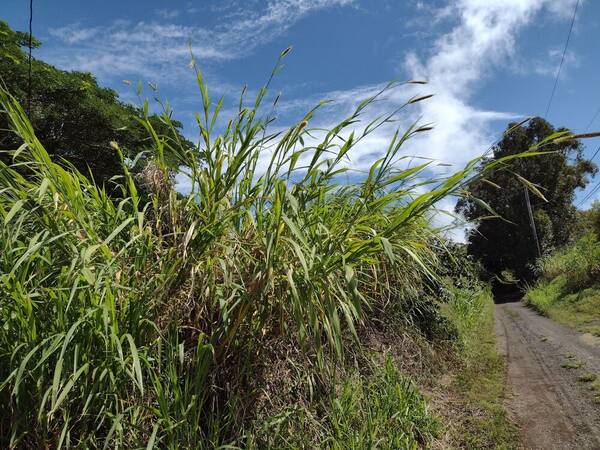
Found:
[561,361,584,369]
[587,326,600,337]
[578,373,598,383]
[246,356,439,449]
[438,288,518,449]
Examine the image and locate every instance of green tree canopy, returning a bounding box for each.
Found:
[457,117,597,281]
[0,20,190,188]
[577,200,600,239]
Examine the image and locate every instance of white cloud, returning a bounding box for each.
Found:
[403,0,579,161]
[399,0,581,236]
[155,9,181,19]
[259,0,580,169]
[246,0,581,239]
[49,23,101,44]
[45,0,582,239]
[532,48,579,77]
[46,0,353,80]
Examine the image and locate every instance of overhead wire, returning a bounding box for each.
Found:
[543,0,579,119]
[585,106,600,132]
[576,145,600,207]
[27,0,33,117]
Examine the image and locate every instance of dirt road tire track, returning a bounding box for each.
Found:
[495,300,600,450]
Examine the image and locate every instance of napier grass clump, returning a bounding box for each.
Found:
[0,52,549,448]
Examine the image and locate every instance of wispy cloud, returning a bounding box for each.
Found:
[155,9,181,19]
[46,0,353,81]
[180,0,580,182]
[269,0,581,165]
[528,48,580,77]
[250,0,581,240]
[44,0,583,239]
[395,0,580,237]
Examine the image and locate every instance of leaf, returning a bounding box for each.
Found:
[380,237,395,263]
[481,178,502,190]
[286,238,310,276]
[50,363,89,415]
[103,217,135,246]
[13,142,28,158]
[382,163,430,187]
[38,178,50,200]
[472,197,501,217]
[81,267,96,285]
[146,422,160,449]
[183,221,197,259]
[4,200,24,225]
[515,174,548,202]
[280,46,293,58]
[12,343,43,396]
[407,94,434,104]
[124,334,144,396]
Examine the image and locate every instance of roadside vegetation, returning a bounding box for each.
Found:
[0,35,545,446]
[434,286,517,449]
[3,17,591,450]
[526,222,600,410]
[525,229,600,336]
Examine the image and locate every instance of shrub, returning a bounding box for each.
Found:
[535,231,600,291]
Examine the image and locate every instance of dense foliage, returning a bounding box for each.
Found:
[0,34,564,445]
[525,230,600,338]
[0,20,190,188]
[534,231,600,293]
[577,200,600,240]
[457,118,596,281]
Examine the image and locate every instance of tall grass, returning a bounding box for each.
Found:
[526,232,600,329]
[441,286,517,448]
[0,53,547,448]
[534,231,600,291]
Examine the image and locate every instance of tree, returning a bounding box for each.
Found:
[0,20,190,188]
[457,117,597,281]
[577,200,600,239]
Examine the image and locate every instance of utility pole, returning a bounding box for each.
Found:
[524,187,542,258]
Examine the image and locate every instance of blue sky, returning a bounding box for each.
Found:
[3,0,600,213]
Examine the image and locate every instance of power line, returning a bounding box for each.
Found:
[524,186,542,258]
[578,181,600,207]
[544,0,579,119]
[589,144,600,164]
[585,106,600,132]
[576,144,600,207]
[578,184,600,207]
[27,0,33,117]
[531,0,579,252]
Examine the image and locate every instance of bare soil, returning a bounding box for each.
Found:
[495,299,600,449]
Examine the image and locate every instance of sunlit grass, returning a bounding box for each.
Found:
[440,287,517,449]
[0,51,552,448]
[526,232,600,332]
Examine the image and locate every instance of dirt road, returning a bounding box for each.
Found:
[495,300,600,450]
